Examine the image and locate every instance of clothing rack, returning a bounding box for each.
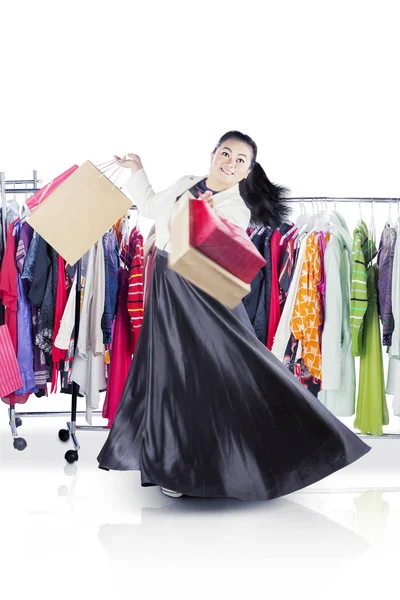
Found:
[284,195,400,440]
[57,256,109,465]
[58,200,139,463]
[1,170,135,459]
[0,171,87,453]
[2,183,400,455]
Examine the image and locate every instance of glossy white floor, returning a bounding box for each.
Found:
[1,403,400,600]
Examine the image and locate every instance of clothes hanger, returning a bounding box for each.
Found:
[250,225,262,240]
[309,198,332,235]
[369,200,376,244]
[279,197,308,246]
[295,198,318,242]
[387,200,394,227]
[357,198,363,226]
[128,205,140,230]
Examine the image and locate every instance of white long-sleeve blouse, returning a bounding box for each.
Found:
[122,168,251,252]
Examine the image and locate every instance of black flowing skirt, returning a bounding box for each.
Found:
[97,249,371,501]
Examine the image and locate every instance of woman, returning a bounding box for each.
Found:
[97,130,371,501]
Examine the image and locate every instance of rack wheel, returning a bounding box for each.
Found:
[65,450,79,464]
[15,417,22,428]
[13,438,27,451]
[58,429,70,442]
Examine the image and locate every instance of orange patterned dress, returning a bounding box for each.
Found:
[290,232,330,380]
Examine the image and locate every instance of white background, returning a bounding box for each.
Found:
[1,1,400,598]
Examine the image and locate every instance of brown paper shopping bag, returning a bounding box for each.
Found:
[168,190,250,308]
[28,160,132,265]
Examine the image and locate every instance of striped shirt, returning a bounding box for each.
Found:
[0,324,23,397]
[350,221,377,356]
[121,227,144,354]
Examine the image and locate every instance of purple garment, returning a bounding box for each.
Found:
[15,276,37,394]
[14,222,38,395]
[377,223,397,346]
[16,223,34,274]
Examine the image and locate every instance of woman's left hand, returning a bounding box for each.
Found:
[198,190,214,208]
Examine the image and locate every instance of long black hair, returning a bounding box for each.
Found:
[212,130,291,228]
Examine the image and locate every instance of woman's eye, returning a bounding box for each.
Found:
[222,151,244,163]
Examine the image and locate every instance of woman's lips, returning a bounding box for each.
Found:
[221,167,233,176]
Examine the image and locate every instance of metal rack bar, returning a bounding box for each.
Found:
[3,188,40,194]
[296,486,400,494]
[359,434,400,439]
[3,178,37,185]
[287,196,400,202]
[13,410,104,418]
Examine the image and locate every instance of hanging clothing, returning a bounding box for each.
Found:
[354,263,388,435]
[120,228,144,354]
[127,230,144,354]
[143,224,156,307]
[32,304,50,389]
[21,233,52,387]
[51,255,68,392]
[242,227,273,345]
[272,235,308,362]
[0,221,19,351]
[36,248,58,366]
[102,268,132,428]
[71,242,106,424]
[290,232,329,381]
[278,233,296,313]
[21,231,39,283]
[15,222,37,396]
[101,231,119,344]
[0,324,23,397]
[28,236,50,307]
[15,222,34,273]
[350,221,374,356]
[318,228,356,416]
[55,269,77,351]
[386,217,400,415]
[377,223,396,346]
[97,170,371,501]
[283,334,321,398]
[266,223,292,350]
[0,221,31,404]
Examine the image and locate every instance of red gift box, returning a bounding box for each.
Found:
[189,198,266,284]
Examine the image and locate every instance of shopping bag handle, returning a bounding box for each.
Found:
[95,157,125,191]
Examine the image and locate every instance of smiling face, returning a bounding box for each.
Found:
[206,138,254,191]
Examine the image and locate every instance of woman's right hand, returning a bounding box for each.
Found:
[115,153,143,173]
